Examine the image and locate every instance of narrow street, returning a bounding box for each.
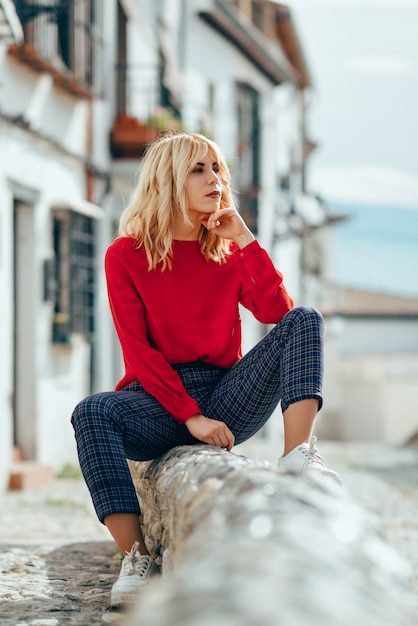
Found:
[0,478,120,625]
[1,441,417,625]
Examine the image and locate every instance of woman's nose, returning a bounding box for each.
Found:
[208,170,219,183]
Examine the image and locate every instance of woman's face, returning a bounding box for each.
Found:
[184,150,222,219]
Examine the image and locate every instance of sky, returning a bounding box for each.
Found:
[284,0,418,297]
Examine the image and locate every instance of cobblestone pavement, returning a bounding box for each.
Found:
[0,478,121,625]
[1,441,417,625]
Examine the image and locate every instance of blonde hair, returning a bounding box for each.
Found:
[118,131,237,270]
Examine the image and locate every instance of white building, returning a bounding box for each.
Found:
[0,0,107,490]
[0,0,326,491]
[318,286,418,445]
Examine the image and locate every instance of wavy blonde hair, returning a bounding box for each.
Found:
[118,131,237,270]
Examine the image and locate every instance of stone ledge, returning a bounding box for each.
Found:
[129,445,416,626]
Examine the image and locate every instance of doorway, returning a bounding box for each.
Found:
[13,200,37,460]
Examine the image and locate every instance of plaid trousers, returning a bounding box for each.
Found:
[71,306,324,523]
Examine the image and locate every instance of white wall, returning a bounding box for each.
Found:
[0,52,89,156]
[37,337,91,467]
[0,158,14,490]
[335,318,418,354]
[320,318,418,444]
[0,53,95,482]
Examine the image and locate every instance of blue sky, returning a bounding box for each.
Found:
[284,0,418,297]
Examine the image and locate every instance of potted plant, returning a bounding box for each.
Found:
[110,113,160,158]
[146,106,183,131]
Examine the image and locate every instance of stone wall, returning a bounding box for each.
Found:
[127,445,416,626]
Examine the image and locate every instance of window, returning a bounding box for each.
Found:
[115,0,128,115]
[50,209,95,343]
[236,82,260,234]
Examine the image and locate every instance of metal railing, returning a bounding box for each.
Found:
[12,0,104,95]
[114,61,184,127]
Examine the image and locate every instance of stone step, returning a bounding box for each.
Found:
[9,461,55,490]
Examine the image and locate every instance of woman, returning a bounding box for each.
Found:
[71,131,340,607]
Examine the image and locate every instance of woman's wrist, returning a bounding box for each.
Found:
[184,413,203,426]
[234,231,255,249]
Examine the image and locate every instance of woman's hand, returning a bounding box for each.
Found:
[185,414,235,451]
[200,208,255,249]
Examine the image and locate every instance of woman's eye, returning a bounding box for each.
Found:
[192,168,203,173]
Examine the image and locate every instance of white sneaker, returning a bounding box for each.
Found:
[110,542,159,607]
[278,436,342,484]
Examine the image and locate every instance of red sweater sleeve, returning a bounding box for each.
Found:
[236,240,294,322]
[105,244,201,423]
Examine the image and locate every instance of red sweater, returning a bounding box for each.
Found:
[105,237,294,423]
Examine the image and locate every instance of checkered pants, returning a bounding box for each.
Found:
[71,306,324,523]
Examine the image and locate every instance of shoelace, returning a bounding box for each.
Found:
[121,542,151,578]
[302,436,328,467]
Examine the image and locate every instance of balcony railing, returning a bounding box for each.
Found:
[9,0,104,97]
[110,63,182,159]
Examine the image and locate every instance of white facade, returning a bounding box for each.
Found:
[318,289,418,444]
[0,127,95,487]
[0,1,107,490]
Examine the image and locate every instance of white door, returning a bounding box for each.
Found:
[13,200,37,460]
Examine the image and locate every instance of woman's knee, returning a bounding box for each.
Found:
[285,305,323,329]
[71,392,114,431]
